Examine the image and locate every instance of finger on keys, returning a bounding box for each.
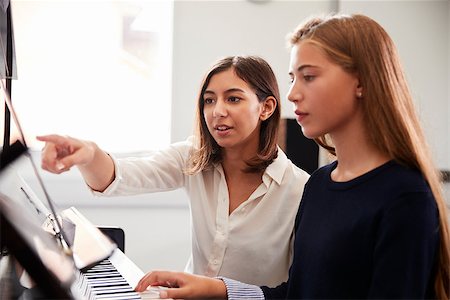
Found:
[135,271,227,299]
[139,287,163,299]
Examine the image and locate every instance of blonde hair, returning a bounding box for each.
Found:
[288,14,450,299]
[186,56,281,174]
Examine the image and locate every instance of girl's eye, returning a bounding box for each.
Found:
[303,75,315,82]
[289,77,294,84]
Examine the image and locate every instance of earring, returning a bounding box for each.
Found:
[357,91,363,98]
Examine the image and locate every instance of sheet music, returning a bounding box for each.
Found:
[0,170,78,297]
[0,0,9,13]
[61,207,116,271]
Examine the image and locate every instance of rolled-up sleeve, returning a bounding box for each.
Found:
[219,277,265,300]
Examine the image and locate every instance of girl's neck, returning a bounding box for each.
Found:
[330,126,390,182]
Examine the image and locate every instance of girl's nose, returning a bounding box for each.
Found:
[287,81,302,103]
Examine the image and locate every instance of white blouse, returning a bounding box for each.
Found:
[93,138,310,287]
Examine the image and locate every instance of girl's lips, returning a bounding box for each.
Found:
[295,111,308,123]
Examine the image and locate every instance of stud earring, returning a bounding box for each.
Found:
[357,92,363,98]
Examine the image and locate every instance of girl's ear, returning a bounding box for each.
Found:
[356,80,363,99]
[260,96,277,121]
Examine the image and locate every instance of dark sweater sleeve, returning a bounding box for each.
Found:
[261,178,311,300]
[261,282,288,299]
[368,191,439,298]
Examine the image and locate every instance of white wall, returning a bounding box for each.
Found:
[170,0,450,172]
[339,0,449,170]
[170,0,333,142]
[22,0,450,275]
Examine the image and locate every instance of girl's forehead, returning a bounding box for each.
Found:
[292,41,321,59]
[290,41,333,70]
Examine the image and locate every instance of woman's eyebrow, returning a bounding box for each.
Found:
[203,90,215,95]
[204,88,246,94]
[224,88,246,93]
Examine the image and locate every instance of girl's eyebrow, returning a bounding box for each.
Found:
[297,64,318,72]
[289,64,319,76]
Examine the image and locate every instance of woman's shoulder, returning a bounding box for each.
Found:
[170,136,196,149]
[164,136,196,155]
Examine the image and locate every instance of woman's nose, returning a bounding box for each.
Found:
[213,100,227,117]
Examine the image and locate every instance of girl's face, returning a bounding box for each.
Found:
[287,41,362,139]
[203,68,266,152]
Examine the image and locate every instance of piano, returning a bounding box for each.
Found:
[75,249,161,300]
[1,2,163,298]
[0,147,161,299]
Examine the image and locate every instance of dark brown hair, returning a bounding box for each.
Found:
[186,56,281,174]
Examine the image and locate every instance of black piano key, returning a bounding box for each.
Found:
[79,258,142,299]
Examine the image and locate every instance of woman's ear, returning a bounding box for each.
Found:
[260,96,277,121]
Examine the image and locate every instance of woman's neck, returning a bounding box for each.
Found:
[221,150,250,176]
[221,137,259,173]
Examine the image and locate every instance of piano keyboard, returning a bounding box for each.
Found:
[78,258,141,300]
[74,249,161,300]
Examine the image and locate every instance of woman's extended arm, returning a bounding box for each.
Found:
[37,134,115,192]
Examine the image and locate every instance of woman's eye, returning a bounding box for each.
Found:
[228,96,241,103]
[204,98,214,104]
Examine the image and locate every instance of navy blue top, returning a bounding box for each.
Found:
[262,160,439,299]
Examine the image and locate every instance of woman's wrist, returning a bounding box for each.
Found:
[80,141,115,191]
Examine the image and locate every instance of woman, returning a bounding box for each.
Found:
[38,56,310,287]
[135,14,450,299]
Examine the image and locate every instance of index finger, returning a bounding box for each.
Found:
[36,134,71,146]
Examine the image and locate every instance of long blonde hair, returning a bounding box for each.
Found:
[288,14,450,299]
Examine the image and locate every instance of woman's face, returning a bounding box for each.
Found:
[287,41,362,139]
[203,68,265,152]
